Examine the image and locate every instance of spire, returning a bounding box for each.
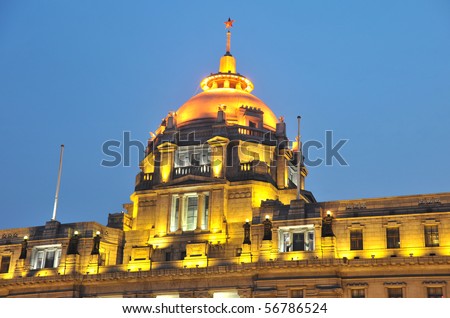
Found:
[226,30,231,54]
[224,18,234,55]
[296,116,302,200]
[219,18,236,73]
[200,18,254,92]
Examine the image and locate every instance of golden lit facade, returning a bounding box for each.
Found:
[1,22,449,298]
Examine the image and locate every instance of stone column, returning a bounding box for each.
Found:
[195,193,205,232]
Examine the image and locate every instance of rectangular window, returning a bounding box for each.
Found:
[184,196,198,231]
[424,225,439,247]
[387,288,403,298]
[0,256,11,274]
[190,153,200,166]
[44,250,55,268]
[201,194,210,230]
[351,289,365,298]
[175,146,211,168]
[386,228,400,249]
[170,196,180,232]
[293,233,305,251]
[427,287,443,298]
[350,230,363,250]
[290,289,304,298]
[279,225,315,252]
[31,245,62,270]
[35,251,44,269]
[171,193,209,233]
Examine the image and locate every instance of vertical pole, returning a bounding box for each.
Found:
[226,30,231,53]
[52,144,64,221]
[296,116,301,200]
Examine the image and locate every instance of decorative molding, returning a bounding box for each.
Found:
[383,220,401,228]
[138,199,157,207]
[229,191,251,199]
[418,198,441,206]
[423,281,447,286]
[421,219,440,225]
[346,282,368,287]
[345,202,366,210]
[383,282,406,286]
[347,223,365,230]
[1,233,19,240]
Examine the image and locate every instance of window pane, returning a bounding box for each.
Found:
[388,288,403,298]
[35,251,44,269]
[0,256,11,273]
[290,289,304,298]
[201,194,209,230]
[293,233,305,251]
[387,228,400,249]
[424,226,439,247]
[55,249,61,267]
[170,196,180,232]
[278,226,315,252]
[282,232,291,252]
[184,196,198,231]
[350,230,363,250]
[427,287,443,298]
[45,251,55,268]
[351,289,365,298]
[31,246,62,270]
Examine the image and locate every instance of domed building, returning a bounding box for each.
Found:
[1,20,449,298]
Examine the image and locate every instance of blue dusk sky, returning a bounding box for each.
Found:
[1,1,449,229]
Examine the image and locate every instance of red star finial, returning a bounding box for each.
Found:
[224,17,234,29]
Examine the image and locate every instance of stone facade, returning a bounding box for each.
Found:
[1,26,449,298]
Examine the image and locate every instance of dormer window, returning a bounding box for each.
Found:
[30,244,62,269]
[175,146,211,168]
[279,225,315,252]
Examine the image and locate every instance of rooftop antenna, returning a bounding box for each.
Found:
[51,144,64,221]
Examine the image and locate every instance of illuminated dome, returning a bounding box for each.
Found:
[176,88,278,130]
[174,20,278,131]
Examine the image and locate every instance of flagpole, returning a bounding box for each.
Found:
[296,116,301,200]
[51,144,64,221]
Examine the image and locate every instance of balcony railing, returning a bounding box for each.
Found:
[239,161,271,174]
[135,172,154,191]
[230,160,275,185]
[174,165,211,178]
[228,125,269,139]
